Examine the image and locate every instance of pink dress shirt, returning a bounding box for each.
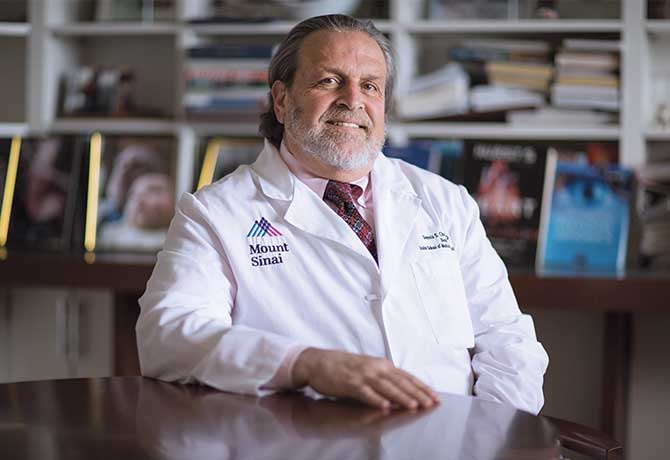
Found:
[261,141,377,389]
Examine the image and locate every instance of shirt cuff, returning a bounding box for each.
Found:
[261,343,310,390]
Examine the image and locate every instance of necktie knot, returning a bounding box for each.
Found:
[324,181,360,214]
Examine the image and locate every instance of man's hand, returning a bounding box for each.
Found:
[291,348,440,411]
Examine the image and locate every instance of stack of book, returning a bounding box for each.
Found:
[507,107,616,126]
[449,38,553,113]
[639,162,670,269]
[551,39,620,113]
[395,64,470,120]
[183,43,272,121]
[485,60,553,93]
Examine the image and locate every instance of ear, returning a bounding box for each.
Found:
[271,80,288,124]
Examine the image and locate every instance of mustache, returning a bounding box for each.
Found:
[321,108,372,129]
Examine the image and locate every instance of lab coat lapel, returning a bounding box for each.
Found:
[372,155,422,297]
[252,141,377,264]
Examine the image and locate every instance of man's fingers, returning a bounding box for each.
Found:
[398,369,441,402]
[358,385,391,411]
[392,375,437,409]
[371,378,419,410]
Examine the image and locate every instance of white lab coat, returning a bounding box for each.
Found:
[137,140,549,414]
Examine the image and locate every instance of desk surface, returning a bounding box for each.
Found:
[0,377,560,460]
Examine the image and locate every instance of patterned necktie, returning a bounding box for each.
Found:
[323,180,377,261]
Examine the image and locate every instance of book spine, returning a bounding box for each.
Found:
[535,147,558,274]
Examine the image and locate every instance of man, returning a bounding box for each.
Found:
[136,14,548,414]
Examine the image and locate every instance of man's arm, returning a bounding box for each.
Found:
[457,186,549,414]
[136,193,302,394]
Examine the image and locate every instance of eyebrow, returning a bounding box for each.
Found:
[319,66,384,82]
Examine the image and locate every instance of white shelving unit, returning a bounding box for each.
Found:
[50,118,176,135]
[404,19,623,33]
[392,122,621,140]
[50,22,178,36]
[0,0,656,193]
[0,22,31,36]
[0,123,29,137]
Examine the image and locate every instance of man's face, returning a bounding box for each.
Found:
[272,30,387,176]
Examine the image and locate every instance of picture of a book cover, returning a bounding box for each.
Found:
[463,140,548,268]
[3,136,84,254]
[195,137,262,191]
[91,135,176,252]
[536,152,633,274]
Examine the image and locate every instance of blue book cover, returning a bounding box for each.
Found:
[536,155,633,275]
[383,143,432,171]
[383,140,463,180]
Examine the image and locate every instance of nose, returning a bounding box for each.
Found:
[336,81,364,111]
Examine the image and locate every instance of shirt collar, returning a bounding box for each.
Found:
[278,141,370,207]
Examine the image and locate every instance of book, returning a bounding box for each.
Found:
[2,136,85,255]
[463,141,548,268]
[561,39,621,52]
[383,140,464,182]
[507,107,616,126]
[554,51,619,72]
[194,137,263,191]
[83,135,177,253]
[485,61,554,79]
[536,150,634,275]
[638,162,670,267]
[470,85,545,112]
[383,143,434,171]
[395,64,470,120]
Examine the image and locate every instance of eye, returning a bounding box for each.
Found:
[362,82,379,93]
[318,77,339,86]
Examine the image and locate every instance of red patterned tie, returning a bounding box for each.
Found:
[323,180,377,261]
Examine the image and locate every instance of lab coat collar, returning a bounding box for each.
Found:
[252,139,377,266]
[252,138,421,202]
[252,139,295,201]
[252,139,423,280]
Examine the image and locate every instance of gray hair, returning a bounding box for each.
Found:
[258,14,396,149]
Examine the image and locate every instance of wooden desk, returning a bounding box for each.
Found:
[0,377,561,460]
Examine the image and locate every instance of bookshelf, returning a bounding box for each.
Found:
[3,1,647,191]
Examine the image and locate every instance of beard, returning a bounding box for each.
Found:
[283,103,385,171]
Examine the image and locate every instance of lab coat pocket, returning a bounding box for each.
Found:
[411,256,475,349]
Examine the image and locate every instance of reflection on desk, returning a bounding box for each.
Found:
[0,377,560,460]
